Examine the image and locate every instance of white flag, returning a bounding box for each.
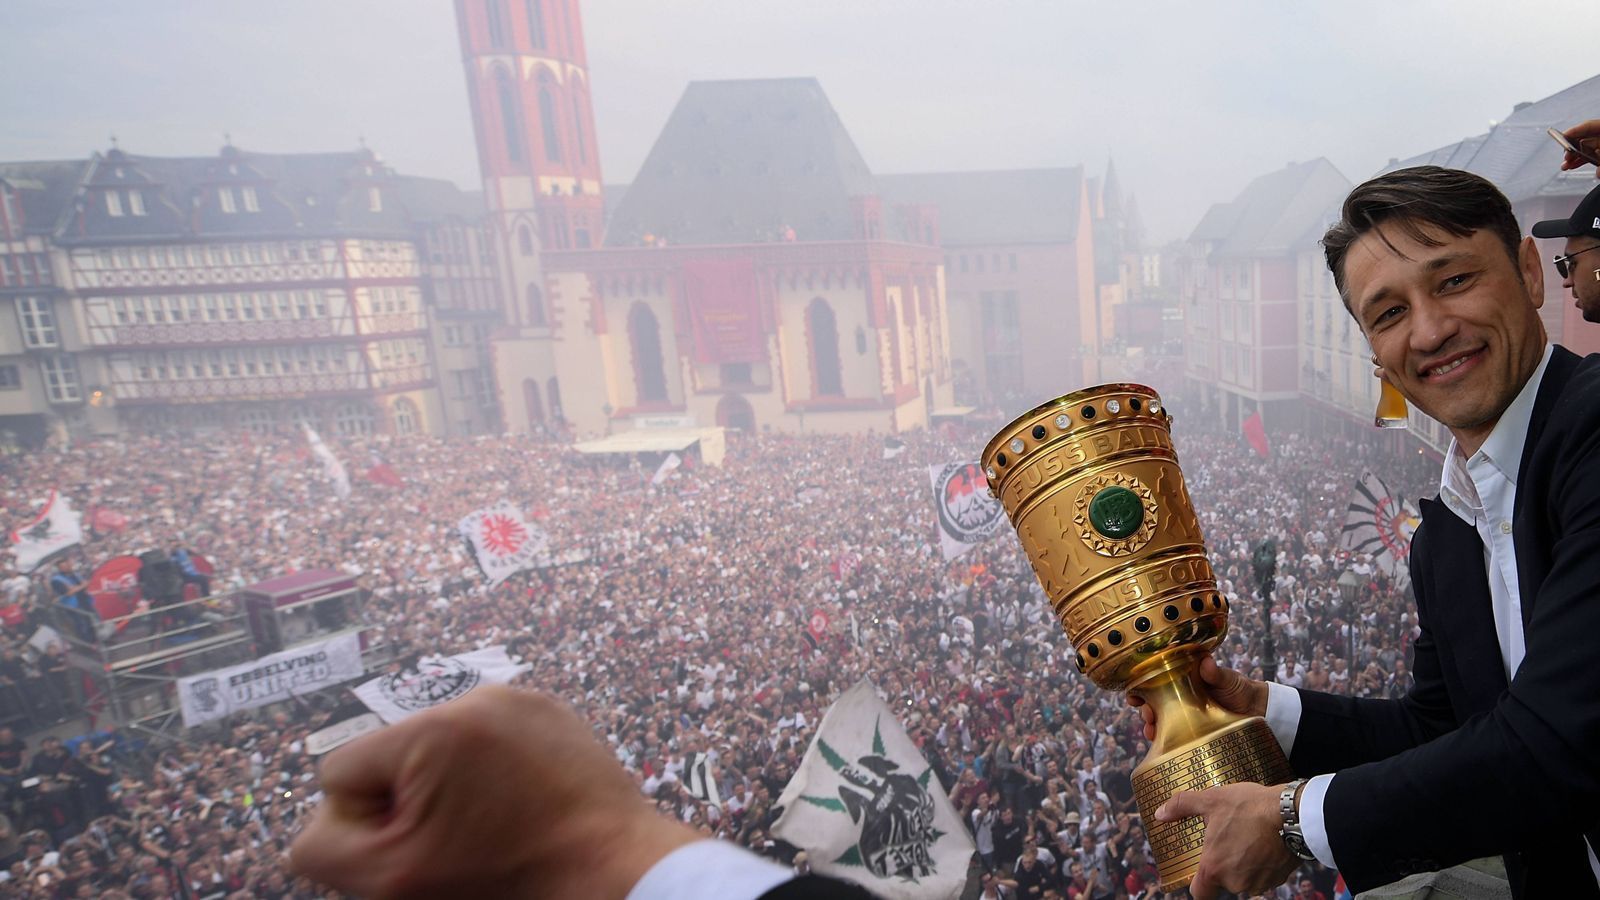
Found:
[773,680,974,900]
[927,463,1005,561]
[9,490,83,572]
[458,501,549,588]
[651,452,683,486]
[1338,471,1420,589]
[353,645,531,724]
[303,425,351,500]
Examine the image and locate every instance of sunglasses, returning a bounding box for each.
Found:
[1553,245,1600,280]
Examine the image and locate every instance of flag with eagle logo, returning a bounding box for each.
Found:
[773,680,973,900]
[1338,472,1421,589]
[9,490,83,573]
[927,462,1005,561]
[458,502,549,588]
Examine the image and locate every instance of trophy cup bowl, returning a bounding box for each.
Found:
[982,383,1293,892]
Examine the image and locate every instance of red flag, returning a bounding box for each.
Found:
[1242,411,1270,459]
[364,463,403,487]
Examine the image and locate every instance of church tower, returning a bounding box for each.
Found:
[454,0,605,429]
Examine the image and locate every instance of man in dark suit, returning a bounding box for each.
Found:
[1144,167,1600,898]
[290,685,876,899]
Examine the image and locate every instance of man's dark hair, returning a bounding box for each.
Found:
[1322,165,1523,308]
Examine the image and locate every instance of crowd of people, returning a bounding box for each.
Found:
[0,393,1438,899]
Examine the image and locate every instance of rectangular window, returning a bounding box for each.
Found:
[0,365,19,390]
[247,244,262,264]
[0,256,15,286]
[169,297,184,322]
[975,254,985,273]
[277,292,292,319]
[105,191,124,217]
[241,186,260,212]
[17,296,59,348]
[240,295,255,320]
[368,187,382,213]
[113,298,128,324]
[128,190,147,216]
[1009,253,1018,272]
[150,298,165,323]
[97,250,115,270]
[219,188,237,214]
[40,355,80,403]
[223,296,237,320]
[228,245,245,265]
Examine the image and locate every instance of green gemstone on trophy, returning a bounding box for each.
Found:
[1089,486,1143,539]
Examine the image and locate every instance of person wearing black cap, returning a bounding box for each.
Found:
[1532,182,1600,323]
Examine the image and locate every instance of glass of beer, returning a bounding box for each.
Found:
[1375,378,1408,429]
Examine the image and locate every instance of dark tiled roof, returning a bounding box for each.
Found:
[1190,159,1351,257]
[18,147,467,244]
[1378,74,1600,202]
[604,78,877,246]
[877,167,1086,245]
[0,160,90,236]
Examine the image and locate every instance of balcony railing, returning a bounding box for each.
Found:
[91,318,341,347]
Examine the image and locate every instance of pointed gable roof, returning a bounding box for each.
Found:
[604,78,876,246]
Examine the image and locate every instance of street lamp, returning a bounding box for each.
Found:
[1252,538,1278,683]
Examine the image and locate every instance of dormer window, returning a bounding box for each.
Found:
[368,187,382,213]
[128,190,147,216]
[219,187,237,214]
[105,191,125,217]
[242,186,260,212]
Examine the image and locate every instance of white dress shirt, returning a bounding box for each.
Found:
[1267,344,1599,883]
[626,839,791,900]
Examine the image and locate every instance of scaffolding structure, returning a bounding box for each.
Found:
[42,572,398,746]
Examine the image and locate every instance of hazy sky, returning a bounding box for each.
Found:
[1,1,1594,242]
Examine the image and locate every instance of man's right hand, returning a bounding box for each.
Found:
[1125,655,1268,742]
[1559,120,1600,177]
[289,685,699,899]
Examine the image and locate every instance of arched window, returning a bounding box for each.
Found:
[546,377,563,421]
[524,0,546,48]
[628,304,668,404]
[393,397,420,435]
[495,68,525,165]
[716,394,755,431]
[484,0,508,48]
[517,224,534,256]
[538,73,563,163]
[572,87,589,165]
[808,298,843,397]
[522,378,545,424]
[526,283,546,326]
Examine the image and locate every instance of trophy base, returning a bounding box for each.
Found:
[1133,715,1294,892]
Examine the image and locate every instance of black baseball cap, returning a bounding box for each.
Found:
[1532,183,1600,239]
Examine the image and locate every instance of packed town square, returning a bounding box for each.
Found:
[0,390,1440,899]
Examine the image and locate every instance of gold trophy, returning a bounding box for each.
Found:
[982,384,1292,892]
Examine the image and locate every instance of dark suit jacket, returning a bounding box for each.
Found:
[1289,345,1600,897]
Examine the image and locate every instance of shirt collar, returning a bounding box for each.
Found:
[1439,342,1553,494]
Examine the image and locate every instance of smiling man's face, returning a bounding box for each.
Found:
[1345,222,1547,455]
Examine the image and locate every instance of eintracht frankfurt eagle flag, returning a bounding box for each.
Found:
[1338,472,1420,588]
[9,490,83,573]
[927,462,1005,561]
[458,502,549,588]
[773,680,974,900]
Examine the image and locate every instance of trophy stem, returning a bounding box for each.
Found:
[1129,655,1295,892]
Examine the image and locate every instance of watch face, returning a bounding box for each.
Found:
[1280,828,1315,861]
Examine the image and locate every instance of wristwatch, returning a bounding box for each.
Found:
[1279,778,1317,862]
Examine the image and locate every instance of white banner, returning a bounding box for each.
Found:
[459,501,549,588]
[773,680,974,900]
[304,424,352,501]
[9,490,83,573]
[927,462,1004,561]
[178,632,365,728]
[352,645,530,724]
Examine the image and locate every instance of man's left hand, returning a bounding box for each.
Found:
[1156,782,1298,900]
